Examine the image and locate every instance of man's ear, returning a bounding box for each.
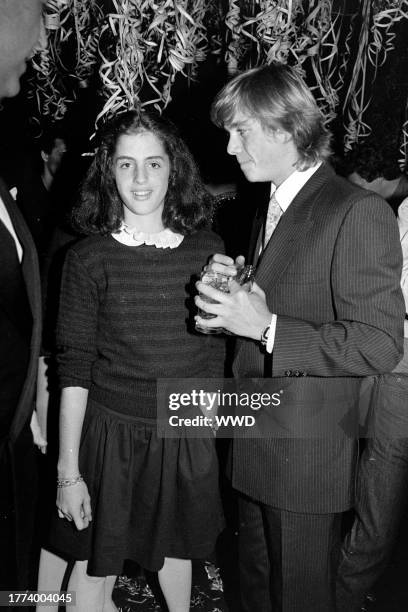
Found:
[40,150,48,163]
[274,128,292,144]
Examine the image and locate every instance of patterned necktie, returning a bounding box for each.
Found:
[264,192,283,248]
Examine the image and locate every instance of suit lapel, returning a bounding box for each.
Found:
[235,163,335,366]
[0,178,41,322]
[255,163,334,293]
[255,194,313,292]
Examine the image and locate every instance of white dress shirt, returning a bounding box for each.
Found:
[0,192,23,262]
[398,197,408,338]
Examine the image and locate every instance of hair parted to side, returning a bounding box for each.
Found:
[72,110,214,236]
[211,63,331,170]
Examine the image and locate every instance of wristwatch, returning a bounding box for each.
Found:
[260,325,270,346]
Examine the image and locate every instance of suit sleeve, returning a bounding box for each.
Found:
[271,196,405,376]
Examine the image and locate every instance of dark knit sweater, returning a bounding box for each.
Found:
[56,230,225,417]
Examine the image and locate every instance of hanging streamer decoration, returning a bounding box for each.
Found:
[96,0,209,126]
[29,0,104,121]
[223,1,343,125]
[222,0,408,166]
[306,0,343,126]
[204,0,224,59]
[397,0,408,170]
[225,0,244,74]
[343,0,408,152]
[30,0,73,121]
[72,0,105,88]
[26,0,408,169]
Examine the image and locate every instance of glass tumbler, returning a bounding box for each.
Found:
[195,269,230,334]
[195,264,256,335]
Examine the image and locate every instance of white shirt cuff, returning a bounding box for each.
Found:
[266,314,277,354]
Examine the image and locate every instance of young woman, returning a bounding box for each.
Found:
[41,110,225,611]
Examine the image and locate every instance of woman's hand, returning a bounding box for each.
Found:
[56,481,92,531]
[56,387,90,529]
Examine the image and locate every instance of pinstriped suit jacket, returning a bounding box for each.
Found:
[232,163,405,513]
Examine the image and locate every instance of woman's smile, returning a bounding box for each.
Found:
[131,190,153,199]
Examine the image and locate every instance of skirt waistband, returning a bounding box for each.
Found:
[87,397,156,426]
[89,384,156,419]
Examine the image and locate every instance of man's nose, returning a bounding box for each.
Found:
[227,133,241,156]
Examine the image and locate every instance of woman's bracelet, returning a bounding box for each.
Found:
[57,475,84,488]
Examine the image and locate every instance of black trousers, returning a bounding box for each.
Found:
[336,374,408,612]
[238,493,342,612]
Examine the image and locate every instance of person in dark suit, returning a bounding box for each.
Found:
[0,0,46,589]
[335,197,408,611]
[195,64,405,611]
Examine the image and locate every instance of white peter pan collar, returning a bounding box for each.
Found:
[112,223,184,249]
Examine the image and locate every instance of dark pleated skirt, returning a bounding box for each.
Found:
[48,399,224,576]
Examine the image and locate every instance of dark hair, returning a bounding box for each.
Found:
[343,140,402,182]
[39,125,67,154]
[211,63,331,170]
[72,110,213,236]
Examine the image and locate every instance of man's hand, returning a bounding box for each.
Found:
[204,253,246,278]
[34,356,49,454]
[30,410,47,454]
[195,280,271,340]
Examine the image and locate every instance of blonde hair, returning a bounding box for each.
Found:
[211,64,331,170]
